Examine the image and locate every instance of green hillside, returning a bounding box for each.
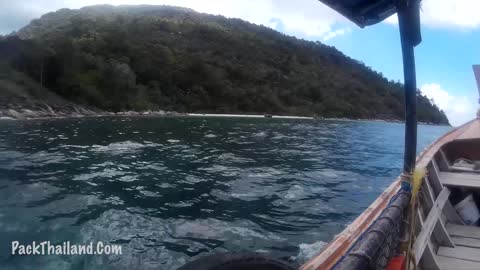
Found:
[0,5,449,124]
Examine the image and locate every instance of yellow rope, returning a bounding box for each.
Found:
[406,168,426,270]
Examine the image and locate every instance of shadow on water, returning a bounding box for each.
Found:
[0,117,451,269]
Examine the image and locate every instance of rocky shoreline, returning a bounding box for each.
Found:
[0,105,185,120]
[0,107,447,126]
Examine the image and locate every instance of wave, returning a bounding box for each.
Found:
[294,240,328,264]
[91,141,161,155]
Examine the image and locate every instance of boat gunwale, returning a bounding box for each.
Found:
[300,118,480,270]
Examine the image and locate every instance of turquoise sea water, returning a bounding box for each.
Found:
[0,117,451,269]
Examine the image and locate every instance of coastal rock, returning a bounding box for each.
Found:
[21,109,40,118]
[69,112,84,118]
[0,106,179,120]
[152,110,166,115]
[44,105,55,114]
[126,111,140,115]
[6,109,26,119]
[84,109,98,116]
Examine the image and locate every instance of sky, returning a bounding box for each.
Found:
[1,0,479,125]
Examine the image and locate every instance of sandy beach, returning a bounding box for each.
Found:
[187,113,314,119]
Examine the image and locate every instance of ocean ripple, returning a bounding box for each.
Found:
[0,117,451,269]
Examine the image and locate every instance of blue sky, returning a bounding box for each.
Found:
[1,0,479,125]
[325,21,480,126]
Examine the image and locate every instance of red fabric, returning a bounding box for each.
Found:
[386,256,406,270]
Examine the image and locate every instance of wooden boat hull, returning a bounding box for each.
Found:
[301,118,480,270]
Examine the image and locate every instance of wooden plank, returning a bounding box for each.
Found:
[420,245,440,270]
[451,236,480,248]
[441,172,480,181]
[437,255,480,270]
[422,181,455,247]
[416,210,440,270]
[433,218,455,247]
[441,178,480,188]
[439,172,480,188]
[432,158,441,175]
[427,165,465,224]
[437,149,451,171]
[440,149,450,165]
[428,161,444,195]
[451,165,480,174]
[440,212,447,224]
[437,246,480,262]
[413,188,452,262]
[447,224,480,239]
[423,179,435,210]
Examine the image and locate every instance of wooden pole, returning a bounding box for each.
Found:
[398,0,421,174]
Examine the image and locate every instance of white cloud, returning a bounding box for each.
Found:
[420,83,477,126]
[156,0,344,37]
[323,27,351,41]
[0,0,353,41]
[386,0,480,29]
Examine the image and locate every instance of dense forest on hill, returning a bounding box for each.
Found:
[0,5,449,124]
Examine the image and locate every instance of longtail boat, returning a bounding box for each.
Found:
[302,1,480,270]
[179,1,480,269]
[302,117,480,270]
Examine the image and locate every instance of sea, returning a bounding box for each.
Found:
[0,116,451,269]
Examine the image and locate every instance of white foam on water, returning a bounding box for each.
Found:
[204,133,217,138]
[198,165,240,177]
[318,169,340,178]
[271,134,286,140]
[91,141,146,155]
[117,175,138,182]
[285,184,306,200]
[253,131,266,137]
[27,151,67,166]
[247,167,284,178]
[157,183,173,189]
[181,175,208,184]
[295,240,328,264]
[61,144,91,149]
[90,141,161,155]
[139,190,162,197]
[167,139,180,143]
[217,153,254,164]
[73,168,126,181]
[165,201,195,208]
[230,192,258,200]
